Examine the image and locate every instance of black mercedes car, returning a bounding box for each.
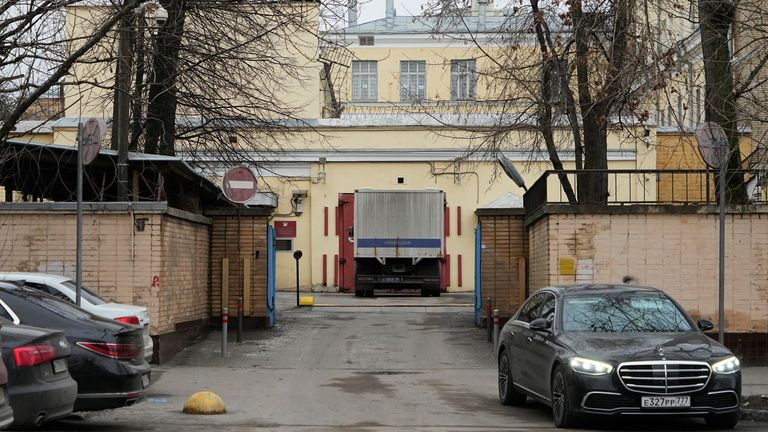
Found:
[0,282,151,411]
[497,284,741,429]
[0,319,78,427]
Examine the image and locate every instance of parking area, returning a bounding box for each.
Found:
[36,292,768,431]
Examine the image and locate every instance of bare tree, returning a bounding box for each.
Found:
[422,0,649,204]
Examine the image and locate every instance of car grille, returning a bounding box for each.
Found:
[692,391,739,409]
[583,392,638,410]
[617,361,711,395]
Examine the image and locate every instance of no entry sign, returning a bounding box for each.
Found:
[222,166,258,203]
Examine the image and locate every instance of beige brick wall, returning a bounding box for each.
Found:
[527,216,550,293]
[530,211,768,333]
[0,205,211,335]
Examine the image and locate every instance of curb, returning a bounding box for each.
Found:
[740,408,768,422]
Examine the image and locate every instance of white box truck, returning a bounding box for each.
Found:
[353,189,444,297]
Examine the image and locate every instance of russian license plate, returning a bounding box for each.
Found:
[142,373,150,389]
[52,358,68,374]
[641,396,690,408]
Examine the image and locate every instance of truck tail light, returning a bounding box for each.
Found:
[77,342,143,360]
[14,345,55,367]
[114,316,140,326]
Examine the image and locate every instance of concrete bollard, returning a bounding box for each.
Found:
[182,391,226,415]
[221,307,228,357]
[486,298,493,343]
[492,309,500,352]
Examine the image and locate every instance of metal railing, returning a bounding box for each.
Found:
[523,169,768,214]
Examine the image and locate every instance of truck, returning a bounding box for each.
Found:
[353,189,444,297]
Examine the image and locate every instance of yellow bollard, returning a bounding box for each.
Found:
[182,391,226,415]
[299,296,314,306]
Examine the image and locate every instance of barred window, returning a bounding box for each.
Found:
[351,60,378,102]
[450,59,476,100]
[399,60,426,101]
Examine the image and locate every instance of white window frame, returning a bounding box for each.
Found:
[351,60,378,102]
[451,59,477,100]
[399,60,426,101]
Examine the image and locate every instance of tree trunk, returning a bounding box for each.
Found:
[145,0,186,156]
[573,3,608,204]
[531,0,577,204]
[698,0,748,203]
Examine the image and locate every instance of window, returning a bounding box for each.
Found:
[450,59,476,100]
[516,292,546,323]
[562,294,694,333]
[275,239,293,252]
[538,293,556,324]
[359,36,374,46]
[351,60,378,101]
[400,60,426,101]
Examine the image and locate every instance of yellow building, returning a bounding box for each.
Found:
[15,1,657,293]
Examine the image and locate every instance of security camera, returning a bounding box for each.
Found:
[154,6,168,26]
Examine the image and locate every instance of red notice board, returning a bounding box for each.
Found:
[274,220,297,238]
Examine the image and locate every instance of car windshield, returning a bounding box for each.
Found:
[562,293,694,333]
[61,281,107,305]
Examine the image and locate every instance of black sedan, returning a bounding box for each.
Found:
[497,284,741,429]
[0,319,78,427]
[0,282,151,411]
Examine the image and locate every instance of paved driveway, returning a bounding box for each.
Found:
[41,292,766,431]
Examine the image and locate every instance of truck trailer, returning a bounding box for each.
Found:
[353,189,445,297]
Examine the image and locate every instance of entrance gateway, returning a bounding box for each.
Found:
[336,190,449,296]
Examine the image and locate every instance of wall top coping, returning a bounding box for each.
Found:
[524,204,768,226]
[0,202,213,225]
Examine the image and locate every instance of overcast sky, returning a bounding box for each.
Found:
[355,0,431,22]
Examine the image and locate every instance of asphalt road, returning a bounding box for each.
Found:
[33,292,767,431]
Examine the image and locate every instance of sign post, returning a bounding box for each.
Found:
[76,118,104,306]
[695,122,729,344]
[221,166,258,203]
[293,250,303,307]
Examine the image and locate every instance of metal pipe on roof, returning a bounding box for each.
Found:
[386,0,395,29]
[348,0,357,27]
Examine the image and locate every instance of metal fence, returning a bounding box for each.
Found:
[523,169,768,213]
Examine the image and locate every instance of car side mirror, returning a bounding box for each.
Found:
[530,317,551,332]
[698,319,714,332]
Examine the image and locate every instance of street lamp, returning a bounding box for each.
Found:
[114,1,168,201]
[497,153,528,192]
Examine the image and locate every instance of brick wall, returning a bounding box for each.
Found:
[527,216,550,293]
[529,209,768,334]
[209,212,269,326]
[0,203,213,362]
[478,214,526,318]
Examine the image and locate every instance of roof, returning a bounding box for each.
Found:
[2,140,236,212]
[479,192,523,209]
[0,273,70,283]
[547,284,664,296]
[342,12,564,35]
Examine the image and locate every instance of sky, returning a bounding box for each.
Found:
[355,0,432,22]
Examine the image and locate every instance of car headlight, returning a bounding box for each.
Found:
[569,357,613,375]
[712,356,740,374]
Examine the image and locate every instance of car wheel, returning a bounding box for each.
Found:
[551,365,578,428]
[431,289,441,297]
[498,349,525,406]
[705,412,738,429]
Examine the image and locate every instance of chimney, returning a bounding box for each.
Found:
[477,0,487,30]
[348,0,357,27]
[386,0,395,30]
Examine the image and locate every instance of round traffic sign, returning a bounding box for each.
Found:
[222,166,258,203]
[695,122,728,169]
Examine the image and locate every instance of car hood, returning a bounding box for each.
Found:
[560,331,733,363]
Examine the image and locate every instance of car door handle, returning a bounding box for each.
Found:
[527,337,533,342]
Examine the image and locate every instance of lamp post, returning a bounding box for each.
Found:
[113,1,167,201]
